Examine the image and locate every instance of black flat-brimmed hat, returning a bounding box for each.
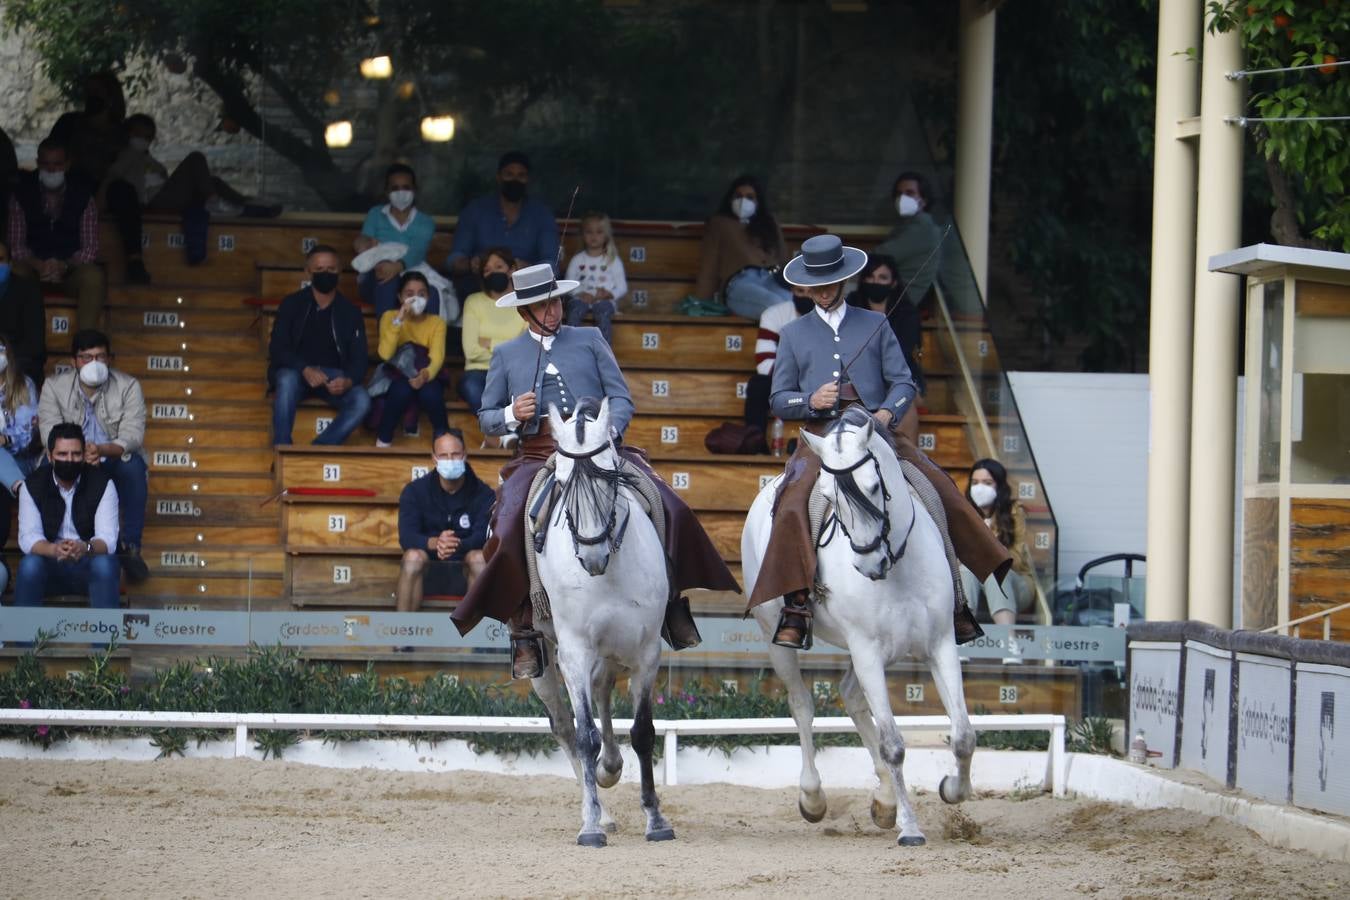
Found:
[782,234,868,287]
[495,262,579,308]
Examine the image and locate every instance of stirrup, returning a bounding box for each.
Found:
[510,629,547,679]
[772,595,814,650]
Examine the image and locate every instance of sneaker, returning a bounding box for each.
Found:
[205,196,245,217]
[119,542,151,585]
[375,439,393,448]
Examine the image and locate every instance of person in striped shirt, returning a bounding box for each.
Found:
[744,284,812,433]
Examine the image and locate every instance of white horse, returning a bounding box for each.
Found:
[741,408,975,846]
[525,398,675,847]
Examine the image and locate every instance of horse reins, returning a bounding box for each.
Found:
[817,448,916,576]
[552,428,639,558]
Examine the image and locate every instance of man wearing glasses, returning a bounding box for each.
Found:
[37,329,149,582]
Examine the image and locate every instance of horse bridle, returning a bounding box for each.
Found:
[817,449,915,578]
[553,434,635,558]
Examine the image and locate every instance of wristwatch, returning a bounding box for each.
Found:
[85,541,94,555]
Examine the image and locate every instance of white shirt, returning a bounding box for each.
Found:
[565,251,628,303]
[503,329,556,429]
[814,302,847,334]
[18,472,120,555]
[381,204,419,233]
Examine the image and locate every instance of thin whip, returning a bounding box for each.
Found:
[530,184,584,393]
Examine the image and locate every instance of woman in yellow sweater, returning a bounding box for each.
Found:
[374,271,448,446]
[457,247,525,412]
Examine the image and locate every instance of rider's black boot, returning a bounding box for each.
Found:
[662,595,702,650]
[772,591,814,650]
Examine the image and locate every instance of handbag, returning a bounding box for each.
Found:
[704,422,766,455]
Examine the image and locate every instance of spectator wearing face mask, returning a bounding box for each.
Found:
[268,245,371,447]
[743,284,813,434]
[7,138,106,330]
[369,272,448,447]
[962,458,1038,625]
[846,254,925,394]
[873,171,944,308]
[353,163,441,319]
[458,247,525,414]
[0,238,48,386]
[446,151,559,298]
[695,174,790,319]
[37,329,149,583]
[15,422,121,611]
[395,429,494,623]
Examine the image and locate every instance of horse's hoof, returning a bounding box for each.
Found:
[798,796,826,824]
[939,775,965,805]
[646,827,676,842]
[577,831,608,848]
[595,763,622,789]
[870,799,897,830]
[898,834,927,847]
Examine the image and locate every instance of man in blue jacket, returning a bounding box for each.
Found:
[267,244,371,446]
[396,429,494,615]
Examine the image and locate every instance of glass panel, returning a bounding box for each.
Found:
[1290,373,1350,484]
[1257,280,1284,482]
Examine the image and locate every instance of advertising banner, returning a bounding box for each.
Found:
[1128,639,1183,769]
[1179,640,1233,785]
[1233,651,1293,805]
[1292,661,1350,817]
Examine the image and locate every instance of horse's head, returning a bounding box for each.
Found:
[549,397,625,576]
[798,407,907,580]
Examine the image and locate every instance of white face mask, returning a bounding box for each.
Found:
[731,196,757,221]
[896,194,921,218]
[389,189,415,211]
[129,137,152,153]
[39,170,66,191]
[78,360,109,387]
[407,295,428,316]
[970,482,998,509]
[0,352,8,374]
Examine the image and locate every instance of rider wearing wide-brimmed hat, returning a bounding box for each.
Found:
[747,234,1012,648]
[452,263,740,678]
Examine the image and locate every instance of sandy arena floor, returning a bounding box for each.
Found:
[1,757,1347,898]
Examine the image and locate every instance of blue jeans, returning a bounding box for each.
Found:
[566,298,616,342]
[725,267,791,319]
[378,378,448,443]
[360,271,441,319]
[272,366,373,446]
[458,370,487,413]
[15,554,122,609]
[101,453,147,547]
[0,450,39,548]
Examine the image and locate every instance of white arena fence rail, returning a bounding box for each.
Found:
[0,709,1068,793]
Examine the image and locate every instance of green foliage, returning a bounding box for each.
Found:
[1208,1,1350,249]
[1067,716,1118,756]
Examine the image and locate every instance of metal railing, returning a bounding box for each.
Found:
[1260,601,1350,641]
[0,709,1068,794]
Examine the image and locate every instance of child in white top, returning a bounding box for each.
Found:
[564,211,627,343]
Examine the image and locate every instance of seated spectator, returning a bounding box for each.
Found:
[370,272,448,447]
[446,151,558,297]
[7,137,106,330]
[458,247,524,413]
[961,458,1037,625]
[695,174,790,319]
[0,237,48,385]
[353,163,442,318]
[564,211,626,344]
[38,329,150,582]
[16,422,121,610]
[268,245,371,446]
[873,171,944,308]
[0,125,16,235]
[845,253,925,393]
[744,284,813,433]
[396,429,493,620]
[0,332,41,553]
[48,71,151,284]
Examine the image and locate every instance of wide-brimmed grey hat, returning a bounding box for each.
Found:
[782,234,868,287]
[495,262,579,308]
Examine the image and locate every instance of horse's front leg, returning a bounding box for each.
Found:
[850,644,925,846]
[629,645,675,841]
[557,648,608,847]
[757,604,826,823]
[927,638,975,804]
[531,651,616,832]
[594,668,624,789]
[840,665,897,830]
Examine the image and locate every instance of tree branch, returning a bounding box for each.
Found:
[1264,155,1324,250]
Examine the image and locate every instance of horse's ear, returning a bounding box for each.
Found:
[797,427,823,456]
[853,415,875,450]
[597,396,610,424]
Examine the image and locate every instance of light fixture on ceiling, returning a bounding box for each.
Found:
[325,120,353,148]
[359,55,392,79]
[420,115,455,142]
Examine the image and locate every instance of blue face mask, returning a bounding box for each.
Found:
[0,263,10,286]
[436,458,466,480]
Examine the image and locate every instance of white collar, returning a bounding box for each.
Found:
[814,302,847,333]
[527,328,555,352]
[381,204,417,232]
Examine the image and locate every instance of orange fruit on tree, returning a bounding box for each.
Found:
[1319,54,1339,74]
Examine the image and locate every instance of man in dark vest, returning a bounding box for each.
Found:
[5,138,106,330]
[15,422,121,608]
